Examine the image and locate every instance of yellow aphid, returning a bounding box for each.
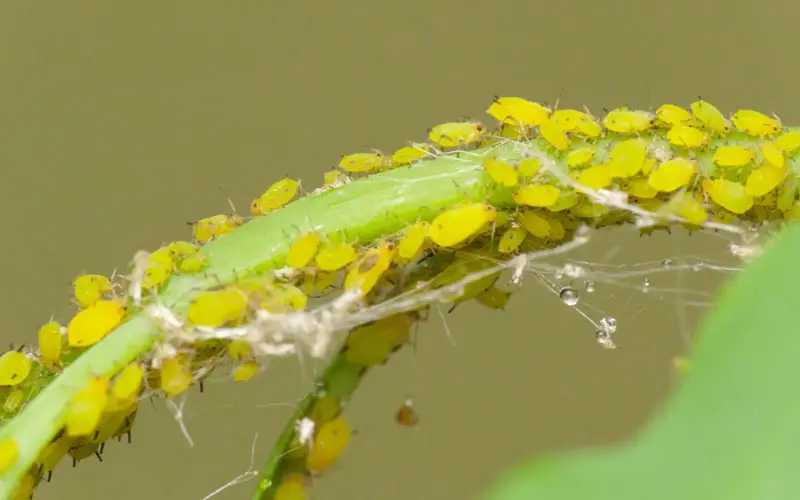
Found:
[566,147,596,168]
[609,138,646,178]
[346,313,413,366]
[73,274,113,309]
[4,388,24,414]
[429,203,497,247]
[36,434,72,478]
[111,363,144,407]
[306,416,352,473]
[626,178,658,199]
[475,286,511,310]
[713,145,755,167]
[338,152,385,174]
[576,116,603,138]
[538,118,569,150]
[168,240,199,256]
[760,142,785,169]
[177,253,208,273]
[732,109,781,136]
[315,242,358,271]
[655,104,699,127]
[0,438,18,473]
[667,192,708,226]
[666,124,710,149]
[498,225,526,253]
[314,270,337,293]
[548,190,579,212]
[427,253,497,300]
[287,232,322,269]
[149,246,177,268]
[323,169,349,186]
[483,157,518,187]
[192,214,243,243]
[161,355,193,398]
[226,339,251,361]
[311,395,341,425]
[703,179,754,214]
[552,109,587,132]
[513,184,560,207]
[549,217,566,240]
[690,99,732,134]
[648,158,697,193]
[602,108,655,134]
[234,360,259,382]
[746,165,786,197]
[345,242,397,295]
[262,282,309,312]
[67,299,126,348]
[12,471,35,500]
[642,157,657,175]
[778,179,798,212]
[487,96,550,127]
[397,222,429,261]
[38,321,64,366]
[428,121,486,148]
[516,158,541,177]
[187,287,249,327]
[774,130,800,154]
[252,178,300,215]
[497,123,526,140]
[577,163,612,190]
[275,473,309,500]
[143,246,177,289]
[68,441,102,467]
[66,376,109,437]
[94,399,138,443]
[519,211,551,238]
[571,200,609,218]
[391,143,431,167]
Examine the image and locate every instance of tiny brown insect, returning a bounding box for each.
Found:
[395,397,419,427]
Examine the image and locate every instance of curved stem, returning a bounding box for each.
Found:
[0,143,516,497]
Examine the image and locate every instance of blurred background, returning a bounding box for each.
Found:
[0,1,794,499]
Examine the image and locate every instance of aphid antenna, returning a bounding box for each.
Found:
[218,185,240,216]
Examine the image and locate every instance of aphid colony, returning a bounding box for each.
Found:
[2,95,799,500]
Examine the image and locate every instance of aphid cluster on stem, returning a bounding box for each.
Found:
[3,93,799,500]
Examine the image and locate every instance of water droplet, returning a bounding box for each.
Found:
[691,263,704,272]
[559,287,580,306]
[599,317,617,334]
[584,280,596,293]
[661,259,673,268]
[642,278,651,292]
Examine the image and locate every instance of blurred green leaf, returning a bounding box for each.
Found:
[486,224,800,500]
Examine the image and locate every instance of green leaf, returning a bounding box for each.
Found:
[486,223,800,500]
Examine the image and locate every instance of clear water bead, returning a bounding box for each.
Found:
[584,280,596,293]
[559,287,580,306]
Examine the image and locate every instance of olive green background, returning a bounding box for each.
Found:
[0,1,794,499]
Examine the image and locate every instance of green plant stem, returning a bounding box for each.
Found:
[252,352,368,499]
[0,143,523,497]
